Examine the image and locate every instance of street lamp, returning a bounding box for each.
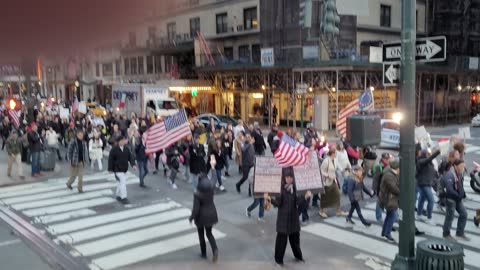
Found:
[309,87,313,92]
[261,84,266,90]
[75,81,80,88]
[392,112,404,123]
[457,85,462,91]
[370,86,375,92]
[331,87,336,92]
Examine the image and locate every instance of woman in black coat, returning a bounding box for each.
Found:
[265,169,311,266]
[189,174,219,262]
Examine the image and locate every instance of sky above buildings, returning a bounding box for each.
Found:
[0,0,164,63]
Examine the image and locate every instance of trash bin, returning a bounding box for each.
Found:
[416,240,464,270]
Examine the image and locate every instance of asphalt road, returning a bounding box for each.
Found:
[0,124,479,270]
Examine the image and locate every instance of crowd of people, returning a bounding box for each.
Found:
[1,99,480,266]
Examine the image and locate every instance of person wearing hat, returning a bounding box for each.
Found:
[379,158,400,242]
[264,169,311,266]
[346,165,373,226]
[442,159,469,241]
[66,130,89,193]
[108,135,137,204]
[6,130,25,180]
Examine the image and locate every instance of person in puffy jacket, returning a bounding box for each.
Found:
[442,159,469,241]
[380,159,400,242]
[416,148,440,225]
[346,165,373,227]
[189,173,219,263]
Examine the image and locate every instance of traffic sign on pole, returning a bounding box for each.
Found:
[383,63,400,86]
[382,36,446,63]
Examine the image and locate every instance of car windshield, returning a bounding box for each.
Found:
[383,122,400,131]
[217,115,237,125]
[156,100,179,110]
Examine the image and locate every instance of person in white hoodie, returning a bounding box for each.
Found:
[89,130,104,171]
[335,141,351,180]
[46,126,62,161]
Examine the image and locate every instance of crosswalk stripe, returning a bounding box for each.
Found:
[23,197,115,217]
[57,208,191,244]
[364,203,480,235]
[1,178,137,205]
[46,201,181,235]
[0,172,114,196]
[73,219,194,256]
[304,221,480,268]
[12,190,114,210]
[89,230,226,270]
[465,145,480,154]
[34,209,97,224]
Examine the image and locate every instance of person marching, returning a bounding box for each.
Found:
[345,165,373,226]
[108,136,137,204]
[264,170,310,266]
[6,130,25,180]
[89,130,104,171]
[189,173,219,263]
[189,134,207,192]
[66,130,89,193]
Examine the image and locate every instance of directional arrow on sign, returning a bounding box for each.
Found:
[382,36,446,63]
[383,63,400,86]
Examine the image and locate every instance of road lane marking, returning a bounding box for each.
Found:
[73,219,194,256]
[46,201,181,235]
[23,197,115,217]
[57,208,191,244]
[0,239,21,247]
[89,230,226,270]
[34,209,97,224]
[12,190,114,210]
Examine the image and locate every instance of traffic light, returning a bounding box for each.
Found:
[192,89,198,97]
[321,0,340,37]
[299,0,313,28]
[9,98,16,110]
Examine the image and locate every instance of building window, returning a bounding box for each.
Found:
[154,55,162,73]
[216,13,228,34]
[128,32,136,47]
[102,63,113,77]
[138,56,144,74]
[147,56,154,74]
[244,7,258,30]
[167,22,176,42]
[380,5,391,27]
[239,45,250,62]
[252,44,261,64]
[95,62,100,77]
[190,17,200,38]
[115,60,121,76]
[130,57,138,75]
[224,47,233,60]
[148,26,156,39]
[124,58,130,75]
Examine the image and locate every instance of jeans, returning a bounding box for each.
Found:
[215,169,223,186]
[197,226,217,256]
[236,165,252,189]
[376,201,384,222]
[299,203,309,222]
[443,199,468,237]
[184,164,190,180]
[417,186,434,219]
[382,209,397,237]
[138,160,148,186]
[191,173,199,192]
[348,201,368,224]
[31,151,41,176]
[247,198,265,218]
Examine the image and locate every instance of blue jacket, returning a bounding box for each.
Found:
[347,176,372,202]
[444,167,466,202]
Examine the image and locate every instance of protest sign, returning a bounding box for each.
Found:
[294,153,324,193]
[458,127,471,140]
[253,157,282,196]
[59,108,70,120]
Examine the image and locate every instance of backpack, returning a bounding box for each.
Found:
[170,155,180,170]
[371,164,384,194]
[342,177,353,195]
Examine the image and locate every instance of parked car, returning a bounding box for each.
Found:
[195,114,239,130]
[472,114,480,127]
[86,102,107,117]
[379,119,400,149]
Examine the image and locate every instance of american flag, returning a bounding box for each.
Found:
[273,132,310,168]
[144,109,191,154]
[8,110,20,128]
[336,88,375,138]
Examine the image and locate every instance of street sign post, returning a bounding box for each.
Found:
[382,36,446,63]
[383,63,400,86]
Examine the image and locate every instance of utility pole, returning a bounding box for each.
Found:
[392,0,416,269]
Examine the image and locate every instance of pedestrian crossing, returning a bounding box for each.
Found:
[0,172,226,270]
[302,180,480,270]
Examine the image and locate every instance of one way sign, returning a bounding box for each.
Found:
[382,36,446,63]
[383,63,400,86]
